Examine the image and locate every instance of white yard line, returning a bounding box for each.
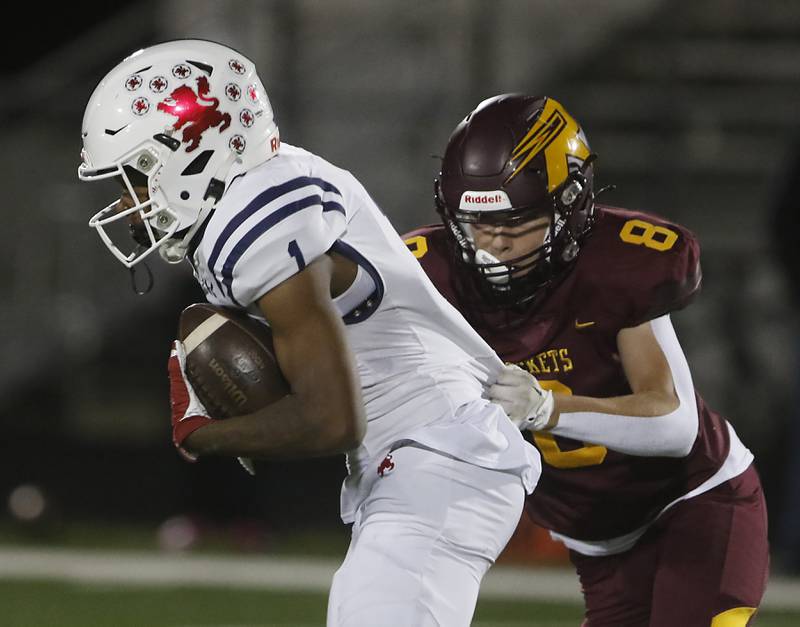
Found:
[0,546,796,611]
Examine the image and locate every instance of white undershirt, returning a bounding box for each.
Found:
[332,265,376,317]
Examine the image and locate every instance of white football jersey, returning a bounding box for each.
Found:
[192,144,540,521]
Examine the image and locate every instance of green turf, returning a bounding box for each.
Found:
[0,580,796,626]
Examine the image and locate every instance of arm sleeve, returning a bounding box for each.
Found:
[548,315,699,457]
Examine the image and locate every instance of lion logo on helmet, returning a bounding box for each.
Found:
[157,76,232,152]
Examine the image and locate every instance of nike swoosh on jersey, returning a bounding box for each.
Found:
[574,320,596,329]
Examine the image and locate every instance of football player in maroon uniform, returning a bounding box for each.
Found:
[404,94,769,627]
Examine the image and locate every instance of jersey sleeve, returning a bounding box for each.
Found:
[598,210,703,327]
[208,180,348,307]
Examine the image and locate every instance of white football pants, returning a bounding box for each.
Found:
[326,445,525,626]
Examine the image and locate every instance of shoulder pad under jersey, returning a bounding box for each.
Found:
[199,173,348,307]
[576,206,702,327]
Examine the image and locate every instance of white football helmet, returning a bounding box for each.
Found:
[79,39,280,267]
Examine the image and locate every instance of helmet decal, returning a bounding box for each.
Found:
[156,76,232,152]
[228,59,246,74]
[506,98,590,192]
[171,64,192,79]
[148,76,168,93]
[459,190,513,212]
[225,83,242,101]
[229,134,246,153]
[125,74,143,91]
[131,97,150,115]
[239,108,255,128]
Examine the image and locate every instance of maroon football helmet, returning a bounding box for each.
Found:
[435,94,596,321]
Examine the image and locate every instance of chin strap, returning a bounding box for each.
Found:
[159,151,240,264]
[158,205,214,264]
[129,255,154,295]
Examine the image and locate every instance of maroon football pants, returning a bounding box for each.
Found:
[569,465,769,627]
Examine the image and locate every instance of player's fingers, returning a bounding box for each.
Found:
[174,340,188,369]
[496,367,533,387]
[488,383,520,402]
[488,383,512,400]
[175,444,198,463]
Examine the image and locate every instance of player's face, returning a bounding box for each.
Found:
[115,182,149,212]
[470,216,551,265]
[115,179,151,244]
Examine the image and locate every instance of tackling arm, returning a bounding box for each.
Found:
[182,255,366,459]
[546,315,698,457]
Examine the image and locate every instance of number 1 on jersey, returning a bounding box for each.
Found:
[288,239,305,270]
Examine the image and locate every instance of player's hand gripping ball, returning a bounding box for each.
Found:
[169,303,291,468]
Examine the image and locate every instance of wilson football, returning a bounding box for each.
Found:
[178,303,290,418]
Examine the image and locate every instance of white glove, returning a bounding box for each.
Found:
[489,364,554,431]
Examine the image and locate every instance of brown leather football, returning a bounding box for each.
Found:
[178,303,290,418]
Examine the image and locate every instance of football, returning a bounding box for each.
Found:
[178,303,290,418]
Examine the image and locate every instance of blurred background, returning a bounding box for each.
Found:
[1,0,800,621]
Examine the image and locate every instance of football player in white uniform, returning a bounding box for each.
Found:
[78,40,541,626]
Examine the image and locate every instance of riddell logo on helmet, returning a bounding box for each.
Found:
[459,190,512,212]
[465,193,503,204]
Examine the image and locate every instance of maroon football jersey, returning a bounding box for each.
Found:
[404,205,731,541]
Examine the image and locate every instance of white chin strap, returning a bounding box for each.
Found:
[474,249,511,285]
[158,208,211,264]
[157,151,240,264]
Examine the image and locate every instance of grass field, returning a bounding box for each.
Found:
[0,522,796,626]
[1,581,799,626]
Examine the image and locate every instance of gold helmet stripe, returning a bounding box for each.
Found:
[505,98,590,192]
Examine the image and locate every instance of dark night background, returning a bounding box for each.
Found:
[2,0,799,569]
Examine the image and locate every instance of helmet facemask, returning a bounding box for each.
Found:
[80,146,183,268]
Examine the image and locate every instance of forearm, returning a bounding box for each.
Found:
[546,399,697,457]
[552,390,679,420]
[184,393,364,460]
[544,316,699,458]
[545,391,694,457]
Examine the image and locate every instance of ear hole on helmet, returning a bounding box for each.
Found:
[181,150,214,176]
[204,178,226,202]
